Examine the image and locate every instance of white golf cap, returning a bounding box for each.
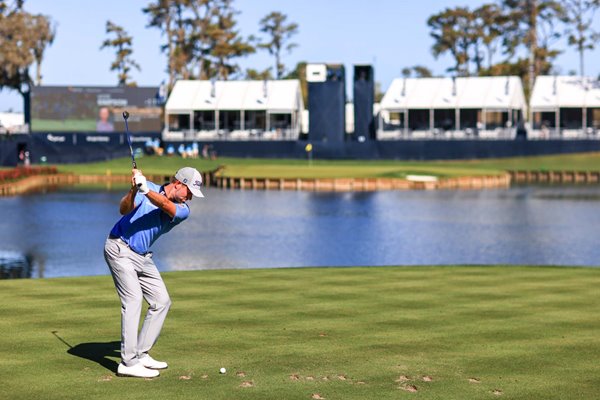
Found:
[175,167,204,198]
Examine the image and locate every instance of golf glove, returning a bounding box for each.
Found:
[134,175,150,194]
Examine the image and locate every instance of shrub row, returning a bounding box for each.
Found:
[0,166,58,183]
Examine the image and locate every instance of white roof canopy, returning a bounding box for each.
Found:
[530,75,600,110]
[164,81,201,113]
[166,79,304,113]
[380,76,526,111]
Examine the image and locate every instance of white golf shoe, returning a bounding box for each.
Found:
[139,354,168,370]
[117,362,160,378]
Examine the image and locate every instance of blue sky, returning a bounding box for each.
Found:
[1,0,599,112]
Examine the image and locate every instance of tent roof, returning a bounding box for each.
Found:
[166,79,303,112]
[243,81,269,110]
[165,81,202,112]
[380,76,526,110]
[530,76,600,109]
[190,81,219,110]
[216,80,247,110]
[267,80,303,112]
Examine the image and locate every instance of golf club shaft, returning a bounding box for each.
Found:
[123,111,137,169]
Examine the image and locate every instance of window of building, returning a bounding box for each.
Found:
[559,108,582,129]
[244,111,266,131]
[168,114,190,131]
[408,109,429,131]
[485,111,509,129]
[193,111,215,130]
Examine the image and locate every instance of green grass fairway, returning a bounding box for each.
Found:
[440,152,600,173]
[2,266,599,399]
[54,156,504,179]
[55,152,600,181]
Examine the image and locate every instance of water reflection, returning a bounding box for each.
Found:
[1,185,600,279]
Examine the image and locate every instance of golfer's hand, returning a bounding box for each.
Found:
[134,174,150,194]
[131,169,143,189]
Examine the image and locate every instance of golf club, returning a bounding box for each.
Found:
[123,110,143,189]
[122,111,137,169]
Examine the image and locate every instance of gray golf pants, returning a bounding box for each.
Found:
[104,237,171,367]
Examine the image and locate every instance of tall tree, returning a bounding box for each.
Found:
[100,21,141,86]
[0,2,55,107]
[187,0,218,80]
[245,67,272,80]
[284,61,307,105]
[401,65,433,78]
[143,0,180,90]
[473,3,506,69]
[144,0,209,85]
[256,11,298,79]
[100,21,140,86]
[144,0,254,84]
[501,0,564,94]
[29,14,55,85]
[427,7,477,76]
[559,0,600,76]
[210,0,255,80]
[412,65,434,78]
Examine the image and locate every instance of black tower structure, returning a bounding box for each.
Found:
[353,65,374,140]
[307,64,345,143]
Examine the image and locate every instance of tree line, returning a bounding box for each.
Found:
[0,0,300,100]
[0,0,55,96]
[421,0,600,97]
[1,0,599,106]
[104,0,299,90]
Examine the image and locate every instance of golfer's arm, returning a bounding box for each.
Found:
[145,190,176,218]
[119,187,137,215]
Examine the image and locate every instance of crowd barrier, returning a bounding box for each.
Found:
[2,132,600,166]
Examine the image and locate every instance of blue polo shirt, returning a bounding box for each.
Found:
[110,181,190,254]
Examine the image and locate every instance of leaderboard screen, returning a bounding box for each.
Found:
[31,86,163,132]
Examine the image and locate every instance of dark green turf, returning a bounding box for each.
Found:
[1,266,599,399]
[55,152,600,181]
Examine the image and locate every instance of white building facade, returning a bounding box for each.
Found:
[164,79,304,141]
[529,75,600,139]
[378,76,527,139]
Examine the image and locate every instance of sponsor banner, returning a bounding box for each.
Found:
[36,132,160,146]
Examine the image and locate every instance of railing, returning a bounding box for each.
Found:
[163,128,299,141]
[377,125,600,140]
[376,128,517,140]
[527,127,600,139]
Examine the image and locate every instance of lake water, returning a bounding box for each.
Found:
[1,185,600,278]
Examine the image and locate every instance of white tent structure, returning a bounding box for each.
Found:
[378,76,526,139]
[164,79,304,140]
[0,112,26,134]
[529,75,600,138]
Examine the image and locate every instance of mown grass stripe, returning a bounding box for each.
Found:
[1,266,599,399]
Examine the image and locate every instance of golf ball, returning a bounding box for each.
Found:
[220,367,226,374]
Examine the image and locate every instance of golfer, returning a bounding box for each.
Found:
[104,167,204,378]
